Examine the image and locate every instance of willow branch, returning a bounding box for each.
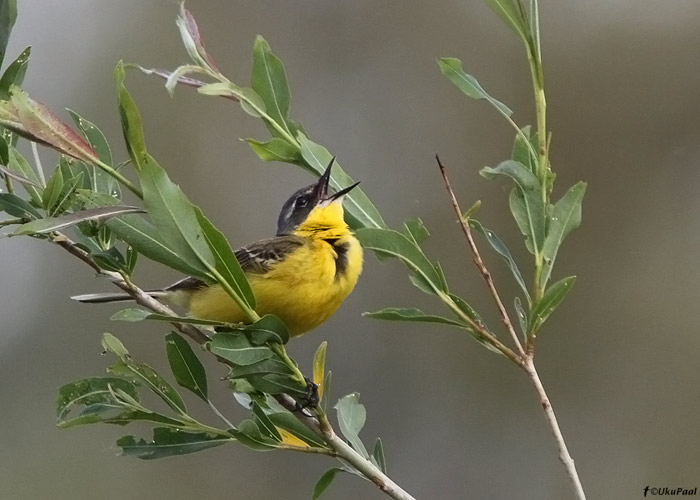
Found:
[523,358,587,500]
[274,395,417,500]
[53,231,415,500]
[51,231,209,344]
[436,155,526,359]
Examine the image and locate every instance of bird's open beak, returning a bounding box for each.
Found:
[315,157,334,200]
[315,157,360,204]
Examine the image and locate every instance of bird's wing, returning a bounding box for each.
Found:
[165,235,306,292]
[234,235,306,274]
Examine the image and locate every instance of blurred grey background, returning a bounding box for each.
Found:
[2,1,699,499]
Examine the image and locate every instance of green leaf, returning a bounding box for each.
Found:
[511,125,537,174]
[514,296,527,336]
[297,133,386,230]
[139,154,214,277]
[209,333,274,366]
[437,57,513,117]
[540,182,586,288]
[364,307,466,328]
[102,333,188,415]
[230,419,277,451]
[312,468,342,500]
[251,36,295,139]
[56,377,139,423]
[114,61,147,171]
[252,402,282,441]
[0,0,17,67]
[267,412,325,447]
[485,0,531,45]
[529,276,576,332]
[6,146,42,205]
[92,247,127,272]
[237,314,290,345]
[165,332,208,402]
[78,191,206,278]
[469,219,530,301]
[334,393,369,459]
[13,205,144,235]
[313,341,327,402]
[402,217,429,245]
[117,428,230,460]
[246,137,300,163]
[176,4,220,71]
[194,207,255,309]
[481,160,545,255]
[0,46,30,100]
[355,227,446,295]
[0,192,40,219]
[68,110,117,195]
[372,438,387,474]
[110,308,151,322]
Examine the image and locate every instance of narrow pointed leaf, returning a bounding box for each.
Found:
[0,46,30,99]
[355,227,445,295]
[0,0,17,67]
[139,154,214,276]
[313,341,327,401]
[117,428,230,460]
[364,307,465,328]
[252,402,282,441]
[114,61,147,171]
[68,110,117,195]
[540,182,586,287]
[194,206,255,309]
[511,125,537,174]
[13,206,144,235]
[438,57,513,117]
[165,332,208,401]
[481,160,545,254]
[402,217,430,245]
[485,0,530,44]
[56,377,139,423]
[7,146,42,204]
[334,393,369,459]
[372,438,387,474]
[514,296,528,336]
[246,137,300,163]
[176,4,220,71]
[529,276,576,332]
[313,468,342,500]
[251,36,294,138]
[267,412,325,447]
[237,314,290,345]
[0,192,40,219]
[209,333,274,366]
[469,219,530,301]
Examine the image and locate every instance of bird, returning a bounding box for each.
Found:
[72,158,364,337]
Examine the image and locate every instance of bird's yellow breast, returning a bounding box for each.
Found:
[186,235,362,336]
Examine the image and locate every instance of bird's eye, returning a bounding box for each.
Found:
[295,196,309,208]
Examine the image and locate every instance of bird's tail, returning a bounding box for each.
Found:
[71,290,168,304]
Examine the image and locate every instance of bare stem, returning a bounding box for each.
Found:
[436,155,526,359]
[0,218,26,227]
[274,395,417,500]
[523,358,587,500]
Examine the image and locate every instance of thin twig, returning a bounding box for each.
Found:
[524,358,587,500]
[274,395,418,500]
[54,231,415,500]
[0,218,26,227]
[51,231,209,344]
[436,155,526,358]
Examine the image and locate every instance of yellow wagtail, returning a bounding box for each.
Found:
[73,159,364,337]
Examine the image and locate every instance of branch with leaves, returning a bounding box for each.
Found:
[0,0,588,498]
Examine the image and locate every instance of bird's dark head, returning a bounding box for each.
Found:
[276,157,359,236]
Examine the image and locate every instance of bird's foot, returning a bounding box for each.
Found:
[295,376,319,413]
